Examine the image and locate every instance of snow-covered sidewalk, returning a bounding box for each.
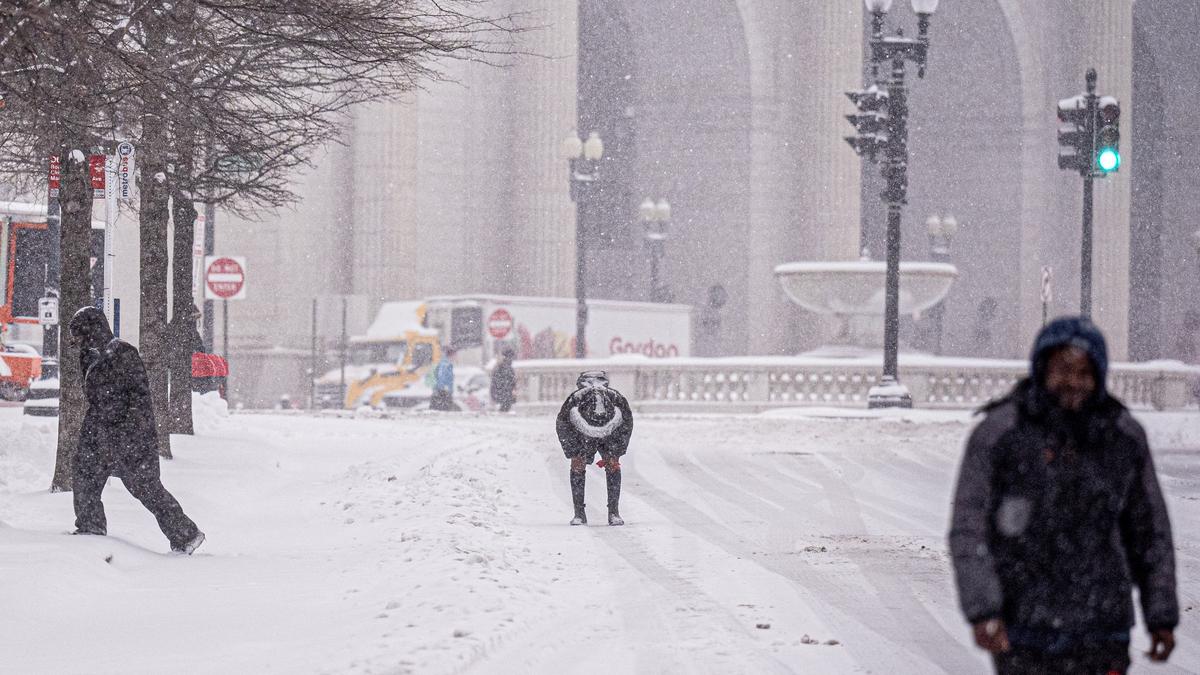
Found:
[1,402,1197,674]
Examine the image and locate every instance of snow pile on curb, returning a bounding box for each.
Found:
[0,417,54,494]
[191,391,230,435]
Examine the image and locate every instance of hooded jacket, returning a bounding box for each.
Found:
[69,307,160,464]
[555,373,633,458]
[948,317,1177,644]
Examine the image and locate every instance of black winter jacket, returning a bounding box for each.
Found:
[79,337,160,465]
[555,384,633,459]
[490,361,516,405]
[949,383,1178,637]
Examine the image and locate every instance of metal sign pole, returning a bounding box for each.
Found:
[103,153,117,324]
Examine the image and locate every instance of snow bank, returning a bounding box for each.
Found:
[0,414,54,494]
[191,391,230,435]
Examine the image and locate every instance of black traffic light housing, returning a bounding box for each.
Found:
[1056,94,1091,175]
[1094,96,1120,173]
[845,86,889,162]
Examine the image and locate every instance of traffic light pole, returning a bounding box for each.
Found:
[1080,69,1097,318]
[1058,68,1119,320]
[1081,170,1093,318]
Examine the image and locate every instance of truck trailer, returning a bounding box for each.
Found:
[315,295,691,410]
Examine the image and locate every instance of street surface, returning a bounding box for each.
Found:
[1,404,1197,674]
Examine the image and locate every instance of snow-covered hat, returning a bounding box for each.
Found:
[576,370,609,389]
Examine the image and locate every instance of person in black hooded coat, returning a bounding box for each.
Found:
[555,370,633,526]
[68,307,205,554]
[949,316,1177,674]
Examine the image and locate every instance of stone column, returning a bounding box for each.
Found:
[503,0,578,297]
[740,1,862,354]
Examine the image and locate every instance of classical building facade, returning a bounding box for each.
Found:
[209,0,1199,403]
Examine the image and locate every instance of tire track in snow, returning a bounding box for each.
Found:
[631,444,983,674]
[525,453,798,674]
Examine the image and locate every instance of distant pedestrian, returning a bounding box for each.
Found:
[67,307,205,555]
[949,316,1177,674]
[489,346,517,413]
[429,347,456,411]
[555,371,633,526]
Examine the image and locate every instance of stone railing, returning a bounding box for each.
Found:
[515,355,1200,413]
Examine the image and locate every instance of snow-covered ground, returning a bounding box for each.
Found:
[2,398,1198,674]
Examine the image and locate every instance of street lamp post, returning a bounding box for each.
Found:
[845,0,940,408]
[639,197,672,303]
[925,213,957,354]
[562,131,604,359]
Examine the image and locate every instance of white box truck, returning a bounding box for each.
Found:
[316,295,691,410]
[421,294,692,366]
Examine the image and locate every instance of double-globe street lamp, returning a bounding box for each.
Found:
[561,131,605,358]
[639,197,673,303]
[844,0,940,408]
[925,213,957,354]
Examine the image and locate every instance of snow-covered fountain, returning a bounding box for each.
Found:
[773,259,958,356]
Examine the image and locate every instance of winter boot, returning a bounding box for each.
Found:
[172,531,206,555]
[569,470,587,526]
[606,468,624,526]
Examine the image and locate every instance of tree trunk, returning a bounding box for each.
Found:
[166,0,200,437]
[139,11,173,459]
[50,146,95,492]
[169,192,197,435]
[140,155,172,457]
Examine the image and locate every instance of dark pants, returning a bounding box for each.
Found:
[994,643,1130,675]
[429,389,455,411]
[73,449,200,550]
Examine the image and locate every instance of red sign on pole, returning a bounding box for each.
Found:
[487,308,513,339]
[47,154,109,199]
[48,156,61,198]
[205,256,246,300]
[89,155,106,199]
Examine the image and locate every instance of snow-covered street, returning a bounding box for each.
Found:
[2,402,1198,674]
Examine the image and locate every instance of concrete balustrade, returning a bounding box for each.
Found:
[514,356,1200,413]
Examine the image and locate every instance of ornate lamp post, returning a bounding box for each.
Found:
[925,213,957,354]
[562,131,604,358]
[639,197,672,302]
[844,0,940,408]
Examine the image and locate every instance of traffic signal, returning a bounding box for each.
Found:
[1095,96,1120,173]
[845,85,889,161]
[1056,94,1091,174]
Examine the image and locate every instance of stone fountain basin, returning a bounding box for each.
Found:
[774,261,958,316]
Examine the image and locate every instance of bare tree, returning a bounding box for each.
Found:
[2,0,525,483]
[0,0,141,489]
[151,0,524,436]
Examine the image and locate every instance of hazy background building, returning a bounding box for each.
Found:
[199,0,1200,405]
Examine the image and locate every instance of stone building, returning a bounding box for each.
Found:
[208,0,1200,405]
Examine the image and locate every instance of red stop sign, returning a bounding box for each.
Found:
[206,257,245,299]
[487,308,513,339]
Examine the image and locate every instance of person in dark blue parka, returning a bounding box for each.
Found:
[949,316,1177,674]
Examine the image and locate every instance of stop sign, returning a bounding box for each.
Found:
[205,256,246,300]
[487,308,513,339]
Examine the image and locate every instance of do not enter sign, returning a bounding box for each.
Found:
[487,308,513,339]
[205,256,246,300]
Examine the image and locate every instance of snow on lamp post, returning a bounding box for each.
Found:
[640,197,673,303]
[562,131,604,358]
[845,0,939,408]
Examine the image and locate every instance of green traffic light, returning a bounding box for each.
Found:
[1097,147,1120,172]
